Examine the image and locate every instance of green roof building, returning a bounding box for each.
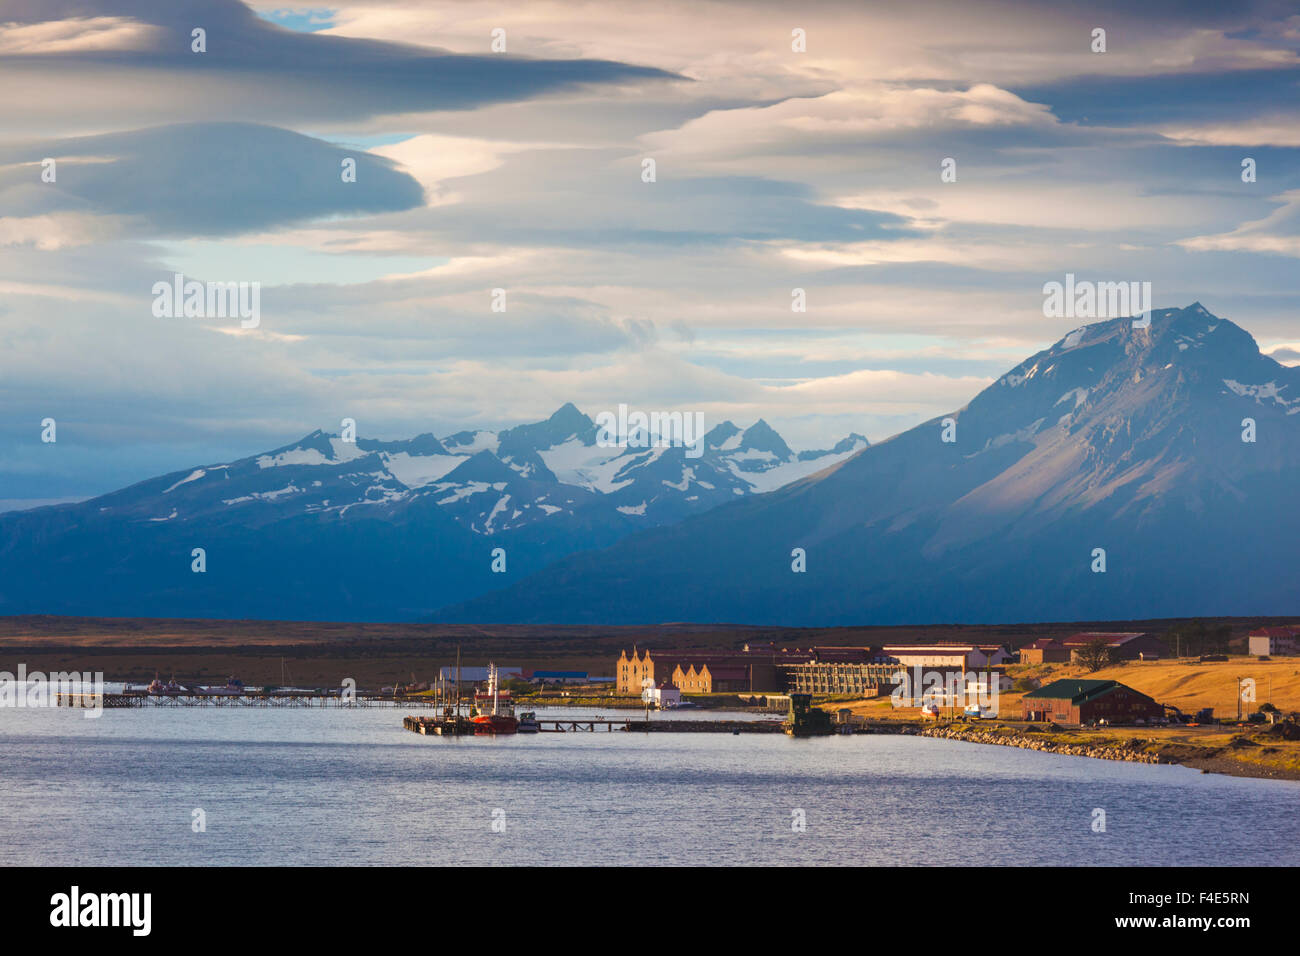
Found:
[1022,679,1163,726]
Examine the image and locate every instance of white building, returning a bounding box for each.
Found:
[881,644,1013,669]
[1249,628,1300,657]
[650,681,681,709]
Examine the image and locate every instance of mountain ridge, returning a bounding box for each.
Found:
[0,405,868,620]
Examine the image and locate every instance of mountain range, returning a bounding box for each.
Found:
[0,406,865,620]
[4,303,1296,625]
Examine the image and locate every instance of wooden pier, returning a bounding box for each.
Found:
[404,714,476,735]
[537,717,640,732]
[402,715,786,735]
[58,691,447,709]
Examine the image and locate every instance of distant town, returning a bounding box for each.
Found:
[11,616,1298,779]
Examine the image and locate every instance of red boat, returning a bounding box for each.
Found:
[472,664,518,735]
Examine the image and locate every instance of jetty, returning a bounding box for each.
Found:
[58,691,447,709]
[402,714,785,735]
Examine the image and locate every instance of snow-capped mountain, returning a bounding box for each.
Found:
[0,407,865,620]
[84,402,866,535]
[444,305,1300,626]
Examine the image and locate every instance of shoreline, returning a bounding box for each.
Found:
[860,719,1300,782]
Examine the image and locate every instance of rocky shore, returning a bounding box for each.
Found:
[851,719,1300,781]
[909,723,1163,764]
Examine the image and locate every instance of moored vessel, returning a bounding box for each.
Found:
[471,664,519,734]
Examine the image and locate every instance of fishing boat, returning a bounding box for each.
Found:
[471,664,519,734]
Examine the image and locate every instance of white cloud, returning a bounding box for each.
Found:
[1177,190,1300,258]
[0,17,159,54]
[1160,117,1300,148]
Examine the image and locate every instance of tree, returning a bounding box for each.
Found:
[1075,638,1112,672]
[1165,620,1233,657]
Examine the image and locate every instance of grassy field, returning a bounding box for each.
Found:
[830,655,1300,780]
[1009,656,1300,715]
[834,656,1300,718]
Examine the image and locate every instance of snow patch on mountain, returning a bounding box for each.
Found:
[1056,388,1088,409]
[442,431,499,455]
[1223,379,1295,408]
[164,469,206,493]
[224,483,303,504]
[382,452,463,488]
[538,439,630,492]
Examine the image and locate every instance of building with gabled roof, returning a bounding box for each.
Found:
[880,643,1013,668]
[1022,678,1163,726]
[1061,632,1168,662]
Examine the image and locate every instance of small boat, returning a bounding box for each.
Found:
[920,702,942,720]
[517,711,540,733]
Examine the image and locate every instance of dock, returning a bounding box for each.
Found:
[58,691,447,709]
[402,715,786,735]
[403,714,477,735]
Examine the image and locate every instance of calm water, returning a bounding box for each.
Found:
[2,702,1297,866]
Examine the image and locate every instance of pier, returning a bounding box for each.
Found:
[402,714,786,735]
[58,691,447,709]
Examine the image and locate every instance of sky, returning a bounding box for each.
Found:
[2,0,1299,504]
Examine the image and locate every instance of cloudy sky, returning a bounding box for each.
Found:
[2,0,1299,505]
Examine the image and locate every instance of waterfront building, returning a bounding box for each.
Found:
[782,659,902,696]
[1022,679,1163,726]
[618,644,1015,697]
[650,681,681,708]
[616,647,799,694]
